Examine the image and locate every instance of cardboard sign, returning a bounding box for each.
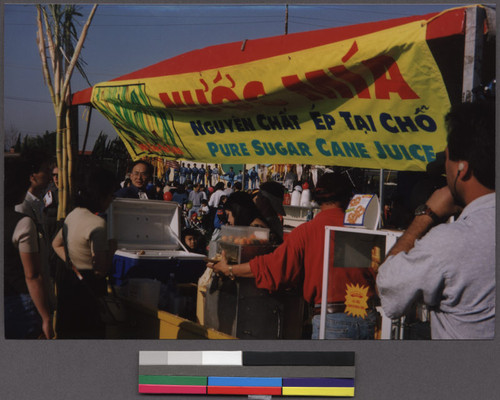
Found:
[344,194,380,229]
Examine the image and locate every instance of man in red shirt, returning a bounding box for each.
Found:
[210,173,379,339]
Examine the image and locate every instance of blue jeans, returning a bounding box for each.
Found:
[311,309,379,339]
[4,293,42,339]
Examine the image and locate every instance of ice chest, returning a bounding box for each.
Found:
[108,198,206,286]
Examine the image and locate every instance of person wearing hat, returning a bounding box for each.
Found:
[249,166,259,189]
[252,181,286,244]
[209,173,380,339]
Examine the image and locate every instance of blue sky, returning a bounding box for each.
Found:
[3,3,464,150]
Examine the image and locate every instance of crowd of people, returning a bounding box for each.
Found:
[158,162,259,190]
[2,155,290,339]
[4,100,495,340]
[112,159,291,252]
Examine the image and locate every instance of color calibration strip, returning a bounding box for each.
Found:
[138,351,355,397]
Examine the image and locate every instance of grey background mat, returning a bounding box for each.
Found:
[1,1,499,400]
[139,365,356,378]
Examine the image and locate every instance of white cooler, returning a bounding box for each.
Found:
[107,198,206,286]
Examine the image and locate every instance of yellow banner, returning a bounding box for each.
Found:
[91,20,450,171]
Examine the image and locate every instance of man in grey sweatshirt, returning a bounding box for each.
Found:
[376,101,495,339]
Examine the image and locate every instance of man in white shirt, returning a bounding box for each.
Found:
[15,150,54,309]
[16,152,52,223]
[224,182,234,197]
[208,182,226,208]
[188,184,207,218]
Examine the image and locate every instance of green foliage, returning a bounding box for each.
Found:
[108,137,130,161]
[89,132,131,177]
[90,131,109,159]
[14,131,57,160]
[91,132,129,160]
[13,134,22,153]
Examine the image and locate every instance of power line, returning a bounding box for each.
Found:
[302,5,431,17]
[6,19,284,28]
[5,5,455,32]
[289,12,411,24]
[95,13,283,19]
[4,4,436,19]
[288,20,343,29]
[4,128,54,136]
[4,95,53,104]
[4,63,118,81]
[5,6,286,19]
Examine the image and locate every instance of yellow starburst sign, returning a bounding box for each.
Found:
[344,283,370,318]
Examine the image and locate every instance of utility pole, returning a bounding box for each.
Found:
[285,4,289,35]
[462,6,486,102]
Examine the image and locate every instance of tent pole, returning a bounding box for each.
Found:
[153,159,157,184]
[344,168,356,190]
[379,169,384,229]
[462,6,486,102]
[242,163,246,190]
[81,106,93,156]
[284,4,289,35]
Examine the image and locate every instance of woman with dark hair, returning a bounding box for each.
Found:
[223,191,267,228]
[208,181,226,207]
[4,156,54,339]
[52,166,119,338]
[252,181,286,244]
